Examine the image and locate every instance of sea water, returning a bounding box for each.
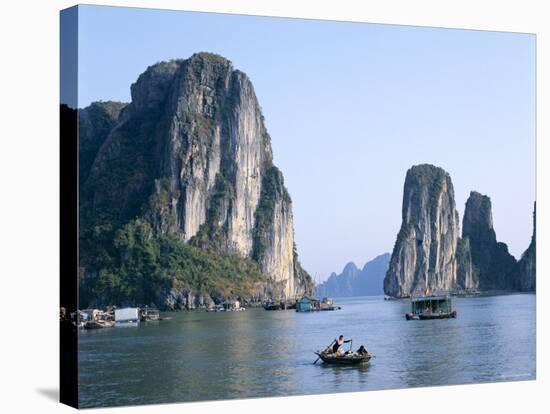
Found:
[78,294,535,408]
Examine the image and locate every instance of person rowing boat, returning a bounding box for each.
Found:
[332,335,352,354]
[313,336,373,365]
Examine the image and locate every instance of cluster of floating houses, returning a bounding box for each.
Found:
[206,296,343,312]
[263,296,341,312]
[202,296,344,313]
[63,291,454,334]
[63,293,456,325]
[206,300,246,312]
[66,306,160,329]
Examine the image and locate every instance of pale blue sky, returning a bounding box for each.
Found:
[76,5,536,281]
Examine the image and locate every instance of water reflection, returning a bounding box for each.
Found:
[319,361,372,389]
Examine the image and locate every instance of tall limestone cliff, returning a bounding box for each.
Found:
[518,202,536,292]
[80,53,312,306]
[384,164,476,297]
[462,191,519,291]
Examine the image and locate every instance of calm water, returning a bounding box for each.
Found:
[78,294,536,408]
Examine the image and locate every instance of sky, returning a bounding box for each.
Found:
[75,5,536,282]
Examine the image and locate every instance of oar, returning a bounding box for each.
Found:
[313,339,335,364]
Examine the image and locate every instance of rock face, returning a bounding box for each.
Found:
[315,253,390,297]
[518,203,536,292]
[462,191,519,291]
[78,101,127,186]
[160,282,216,311]
[456,237,478,292]
[82,53,312,302]
[384,164,476,297]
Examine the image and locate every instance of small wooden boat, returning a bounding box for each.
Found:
[264,302,282,311]
[319,305,341,311]
[83,320,114,329]
[314,351,372,365]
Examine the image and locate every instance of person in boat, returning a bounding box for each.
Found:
[357,345,369,356]
[332,335,352,354]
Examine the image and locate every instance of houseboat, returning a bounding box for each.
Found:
[296,296,341,312]
[139,307,160,321]
[405,294,457,320]
[224,300,245,311]
[207,300,246,312]
[264,300,293,310]
[80,308,99,322]
[82,309,114,329]
[296,296,319,312]
[320,297,341,311]
[115,307,140,326]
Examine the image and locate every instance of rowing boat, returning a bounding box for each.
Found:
[314,351,372,365]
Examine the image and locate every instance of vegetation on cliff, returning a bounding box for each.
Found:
[79,218,265,307]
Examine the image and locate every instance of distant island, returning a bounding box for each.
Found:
[315,254,390,297]
[75,53,313,310]
[384,164,536,298]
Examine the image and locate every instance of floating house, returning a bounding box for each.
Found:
[406,295,457,320]
[222,300,245,311]
[139,307,160,322]
[296,296,319,312]
[115,307,140,326]
[206,300,246,312]
[296,296,341,312]
[81,308,115,329]
[319,297,341,311]
[80,308,99,321]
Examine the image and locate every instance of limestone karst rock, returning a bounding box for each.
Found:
[316,262,361,298]
[518,202,536,292]
[462,191,519,291]
[315,253,390,297]
[80,53,312,304]
[456,237,478,292]
[384,164,475,297]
